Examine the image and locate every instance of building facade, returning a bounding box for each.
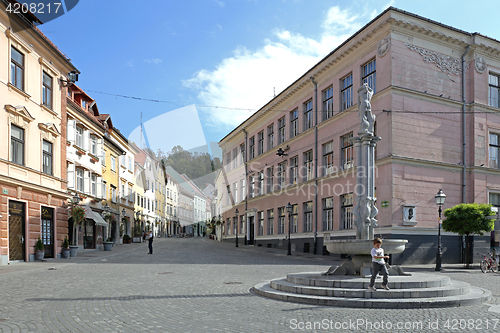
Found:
[0,5,78,264]
[218,7,500,264]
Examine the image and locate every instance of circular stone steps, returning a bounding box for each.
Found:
[252,272,491,308]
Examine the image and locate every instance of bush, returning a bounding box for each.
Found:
[123,234,131,241]
[35,237,44,251]
[62,236,69,249]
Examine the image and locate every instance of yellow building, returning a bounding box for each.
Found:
[99,115,125,245]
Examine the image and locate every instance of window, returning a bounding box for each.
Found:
[249,136,255,159]
[267,209,274,235]
[291,204,298,233]
[278,207,285,234]
[304,201,313,232]
[323,197,334,230]
[258,211,264,236]
[278,161,286,189]
[240,179,246,201]
[341,132,353,169]
[341,74,353,111]
[233,182,238,203]
[42,140,52,175]
[240,215,245,234]
[258,131,264,155]
[258,171,264,196]
[490,133,500,168]
[267,166,274,193]
[490,192,500,208]
[304,100,313,131]
[490,74,500,108]
[341,193,353,229]
[226,152,231,170]
[90,135,97,155]
[323,86,334,120]
[75,126,83,148]
[128,157,132,170]
[304,150,313,181]
[249,176,255,198]
[10,124,24,165]
[233,216,238,234]
[42,71,53,109]
[290,156,298,185]
[290,109,299,138]
[76,168,84,192]
[323,141,334,176]
[10,46,24,90]
[268,124,274,150]
[232,148,237,168]
[111,156,116,172]
[278,117,286,144]
[362,59,376,93]
[91,174,97,196]
[240,143,245,165]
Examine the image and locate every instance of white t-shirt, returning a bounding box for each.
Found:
[371,247,385,264]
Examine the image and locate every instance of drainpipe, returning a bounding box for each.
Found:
[243,128,248,245]
[310,77,318,255]
[462,45,469,203]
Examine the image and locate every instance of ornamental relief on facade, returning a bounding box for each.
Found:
[404,43,468,76]
[377,37,390,57]
[474,56,487,74]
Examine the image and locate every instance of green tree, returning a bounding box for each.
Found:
[442,203,494,268]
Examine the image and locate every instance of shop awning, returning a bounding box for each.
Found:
[93,212,108,226]
[82,205,108,226]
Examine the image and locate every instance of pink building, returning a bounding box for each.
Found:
[218,7,500,264]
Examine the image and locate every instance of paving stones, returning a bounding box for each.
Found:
[0,238,500,332]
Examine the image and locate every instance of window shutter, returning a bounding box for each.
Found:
[67,163,75,189]
[96,176,102,198]
[84,170,90,194]
[83,130,90,151]
[67,119,75,143]
[97,137,102,158]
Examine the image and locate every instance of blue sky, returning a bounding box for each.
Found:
[39,0,500,157]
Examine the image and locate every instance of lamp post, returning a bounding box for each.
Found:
[286,202,293,255]
[435,189,446,271]
[235,208,239,247]
[122,208,126,236]
[103,203,111,239]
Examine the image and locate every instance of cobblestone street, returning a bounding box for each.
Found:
[1,238,500,332]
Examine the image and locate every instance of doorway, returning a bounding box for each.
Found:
[83,219,95,249]
[8,201,25,261]
[248,216,255,245]
[41,206,54,258]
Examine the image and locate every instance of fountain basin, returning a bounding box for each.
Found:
[325,239,408,255]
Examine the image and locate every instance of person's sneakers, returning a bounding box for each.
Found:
[382,285,390,290]
[368,286,376,291]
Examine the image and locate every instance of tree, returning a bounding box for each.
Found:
[442,203,494,268]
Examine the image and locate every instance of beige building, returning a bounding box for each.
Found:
[0,6,78,264]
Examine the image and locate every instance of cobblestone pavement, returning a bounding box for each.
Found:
[1,238,500,332]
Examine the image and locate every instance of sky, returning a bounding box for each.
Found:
[37,0,500,158]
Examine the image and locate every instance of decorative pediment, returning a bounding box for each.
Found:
[38,123,60,137]
[5,105,35,122]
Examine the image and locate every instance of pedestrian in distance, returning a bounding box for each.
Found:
[148,231,154,254]
[368,237,390,291]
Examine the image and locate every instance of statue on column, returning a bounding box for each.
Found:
[357,83,375,135]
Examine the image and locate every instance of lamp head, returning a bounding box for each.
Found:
[435,189,446,206]
[286,202,293,213]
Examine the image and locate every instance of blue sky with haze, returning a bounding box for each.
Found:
[39,0,500,157]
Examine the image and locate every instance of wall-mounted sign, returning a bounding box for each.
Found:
[381,201,389,208]
[2,189,8,195]
[403,205,417,226]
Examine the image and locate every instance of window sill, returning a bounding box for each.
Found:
[8,83,31,99]
[41,104,58,116]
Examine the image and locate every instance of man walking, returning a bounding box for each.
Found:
[148,231,154,254]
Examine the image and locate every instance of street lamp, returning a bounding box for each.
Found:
[435,189,446,271]
[72,193,81,205]
[103,203,111,239]
[286,202,293,255]
[235,208,239,247]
